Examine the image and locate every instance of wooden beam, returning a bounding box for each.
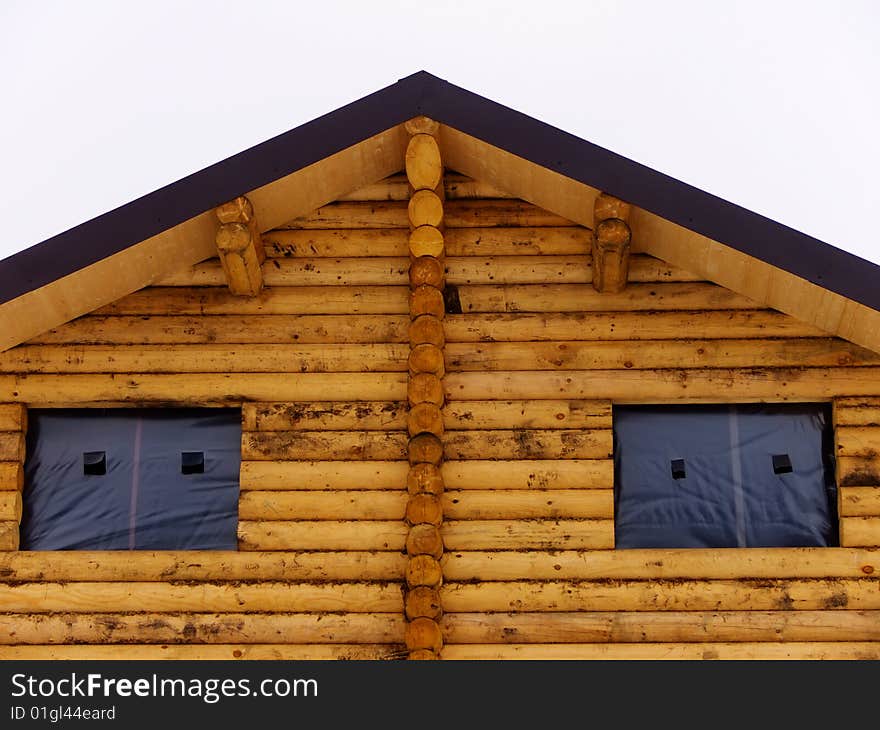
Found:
[215,196,264,296]
[592,193,631,293]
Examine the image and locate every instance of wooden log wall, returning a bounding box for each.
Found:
[1,164,880,659]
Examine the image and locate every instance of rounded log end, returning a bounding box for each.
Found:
[216,196,255,224]
[409,225,445,258]
[407,463,444,496]
[405,586,443,621]
[404,116,440,136]
[406,554,444,588]
[405,617,444,652]
[409,255,446,289]
[409,314,445,348]
[406,523,444,558]
[406,493,444,526]
[408,373,445,407]
[408,433,444,466]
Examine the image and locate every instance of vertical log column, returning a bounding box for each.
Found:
[0,404,27,550]
[215,196,265,296]
[403,117,446,660]
[592,193,632,293]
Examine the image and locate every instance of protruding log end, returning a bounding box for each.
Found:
[409,226,445,258]
[405,617,444,652]
[409,315,445,348]
[408,189,444,229]
[406,523,444,558]
[408,344,446,378]
[408,433,444,466]
[410,285,445,319]
[404,116,440,137]
[408,402,444,438]
[593,192,631,226]
[405,586,443,620]
[408,373,445,407]
[406,554,443,588]
[215,224,264,297]
[406,493,443,526]
[215,196,255,225]
[592,218,632,294]
[407,463,444,496]
[409,256,445,289]
[406,134,443,192]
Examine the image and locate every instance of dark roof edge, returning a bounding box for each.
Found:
[1,70,878,313]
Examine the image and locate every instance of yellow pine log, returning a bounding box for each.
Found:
[406,555,444,587]
[836,426,880,456]
[261,228,408,258]
[440,579,880,612]
[407,464,444,496]
[242,401,408,431]
[406,134,442,192]
[442,429,612,460]
[406,524,444,558]
[405,617,443,652]
[839,487,880,517]
[442,460,612,489]
[440,643,880,660]
[408,650,438,660]
[444,227,590,256]
[410,285,445,319]
[0,551,408,582]
[440,548,880,581]
[30,315,410,345]
[443,311,827,342]
[834,397,880,426]
[0,432,25,462]
[441,610,880,643]
[444,339,880,372]
[238,491,407,520]
[838,456,880,486]
[0,581,404,613]
[405,494,443,526]
[444,200,573,228]
[0,521,19,550]
[442,368,880,403]
[0,491,23,522]
[408,373,445,407]
[409,226,445,258]
[239,461,410,491]
[409,343,446,377]
[405,586,442,620]
[3,613,406,645]
[99,285,410,315]
[0,462,24,491]
[408,189,444,228]
[241,431,407,461]
[455,283,758,313]
[592,217,631,294]
[409,314,445,348]
[215,222,263,296]
[0,645,402,661]
[441,520,614,550]
[0,405,26,432]
[408,433,444,466]
[409,256,445,289]
[1,344,411,375]
[0,373,408,405]
[839,517,880,547]
[283,201,410,229]
[237,521,408,551]
[442,400,611,430]
[338,173,511,202]
[443,489,614,520]
[407,403,444,438]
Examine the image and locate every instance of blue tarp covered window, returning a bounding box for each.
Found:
[613,404,837,548]
[21,408,241,550]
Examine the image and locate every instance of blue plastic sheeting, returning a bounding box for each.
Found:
[613,404,837,549]
[21,409,241,550]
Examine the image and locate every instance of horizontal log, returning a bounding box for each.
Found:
[442,429,612,460]
[441,579,880,612]
[0,491,22,522]
[834,398,880,426]
[837,456,880,486]
[260,229,408,258]
[0,373,407,405]
[240,461,410,490]
[444,200,573,228]
[441,460,613,489]
[0,404,26,432]
[241,431,407,461]
[455,282,758,313]
[836,426,880,457]
[440,548,880,581]
[338,173,513,202]
[441,520,614,550]
[30,315,409,345]
[446,256,591,285]
[237,521,408,551]
[283,201,410,229]
[0,644,403,660]
[0,551,408,582]
[444,227,590,256]
[97,285,410,314]
[443,368,880,402]
[0,432,25,462]
[0,462,23,491]
[440,642,880,660]
[3,612,405,645]
[444,311,828,342]
[0,521,18,550]
[0,345,411,374]
[443,400,611,430]
[242,402,408,431]
[445,339,880,372]
[443,490,613,519]
[238,491,407,520]
[441,610,880,643]
[840,517,880,547]
[839,487,880,517]
[0,582,404,613]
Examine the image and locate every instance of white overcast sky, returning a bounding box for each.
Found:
[1,0,878,265]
